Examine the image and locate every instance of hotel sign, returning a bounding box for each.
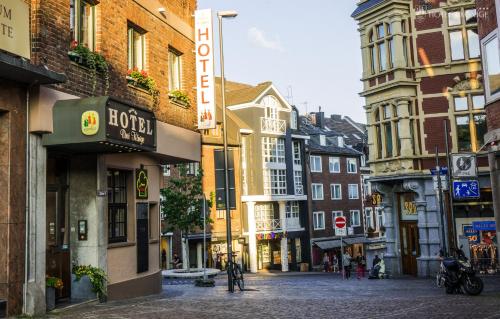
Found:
[106,100,155,150]
[0,0,30,59]
[195,9,216,130]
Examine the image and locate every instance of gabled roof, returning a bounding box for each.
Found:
[324,115,366,147]
[351,0,386,18]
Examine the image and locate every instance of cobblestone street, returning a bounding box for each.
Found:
[49,274,500,319]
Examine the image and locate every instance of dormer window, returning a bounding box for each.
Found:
[320,134,326,146]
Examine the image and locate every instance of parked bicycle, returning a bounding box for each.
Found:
[228,254,244,291]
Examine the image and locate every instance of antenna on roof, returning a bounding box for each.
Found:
[302,101,308,114]
[286,86,294,105]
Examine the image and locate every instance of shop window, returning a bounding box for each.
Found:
[108,170,128,243]
[127,24,146,71]
[313,211,325,230]
[168,48,182,91]
[70,0,96,50]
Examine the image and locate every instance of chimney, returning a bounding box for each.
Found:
[315,110,325,129]
[330,114,342,121]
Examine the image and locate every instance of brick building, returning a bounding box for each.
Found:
[1,0,201,316]
[476,0,500,266]
[352,0,495,277]
[300,113,365,268]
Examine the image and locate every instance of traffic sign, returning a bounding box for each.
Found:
[451,154,477,178]
[335,216,347,237]
[453,180,480,199]
[430,167,448,176]
[432,175,449,190]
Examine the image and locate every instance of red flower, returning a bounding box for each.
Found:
[140,70,148,78]
[127,69,132,76]
[70,40,78,50]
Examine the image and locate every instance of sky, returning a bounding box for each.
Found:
[197,0,366,123]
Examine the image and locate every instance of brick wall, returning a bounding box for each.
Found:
[416,32,446,65]
[31,0,197,130]
[486,100,500,131]
[477,0,498,38]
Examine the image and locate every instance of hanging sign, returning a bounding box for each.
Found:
[195,9,216,129]
[135,168,149,199]
[463,226,480,244]
[0,0,30,59]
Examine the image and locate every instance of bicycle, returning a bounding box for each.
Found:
[228,254,245,291]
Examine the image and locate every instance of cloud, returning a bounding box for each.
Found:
[247,27,285,52]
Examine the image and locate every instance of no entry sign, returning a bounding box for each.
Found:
[335,216,347,237]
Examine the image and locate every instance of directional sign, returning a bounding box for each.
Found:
[432,175,449,191]
[453,180,480,200]
[430,167,448,176]
[335,216,347,237]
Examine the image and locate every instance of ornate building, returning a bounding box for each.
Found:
[352,0,493,277]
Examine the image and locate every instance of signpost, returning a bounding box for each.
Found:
[335,216,347,280]
[452,180,480,200]
[451,154,477,178]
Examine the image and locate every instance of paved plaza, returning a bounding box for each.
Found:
[49,273,500,319]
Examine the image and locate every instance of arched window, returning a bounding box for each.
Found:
[261,95,280,119]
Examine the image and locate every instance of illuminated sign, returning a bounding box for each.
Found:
[135,168,148,199]
[195,9,216,129]
[81,111,99,136]
[0,0,30,58]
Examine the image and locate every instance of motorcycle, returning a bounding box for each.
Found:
[436,246,484,296]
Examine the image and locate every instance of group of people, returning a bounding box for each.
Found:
[322,251,369,279]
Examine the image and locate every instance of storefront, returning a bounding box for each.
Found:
[42,96,200,301]
[312,236,366,270]
[254,233,305,271]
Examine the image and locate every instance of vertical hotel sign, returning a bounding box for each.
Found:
[195,9,216,129]
[0,0,30,59]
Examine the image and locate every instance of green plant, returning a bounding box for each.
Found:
[69,41,109,95]
[169,90,191,106]
[127,68,160,109]
[46,276,64,290]
[72,265,107,299]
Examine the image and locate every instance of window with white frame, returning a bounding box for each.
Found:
[255,203,274,220]
[162,164,171,176]
[347,158,357,173]
[290,111,298,130]
[350,210,361,227]
[70,0,96,50]
[310,155,322,172]
[329,157,340,173]
[127,24,146,71]
[348,184,359,199]
[263,169,287,195]
[262,137,286,163]
[293,141,301,165]
[168,48,182,91]
[365,208,374,229]
[311,183,324,200]
[262,95,280,119]
[330,184,342,200]
[376,207,385,230]
[313,211,325,230]
[319,134,326,146]
[482,30,500,102]
[294,171,303,195]
[286,201,300,219]
[332,211,343,228]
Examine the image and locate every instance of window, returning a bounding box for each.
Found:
[286,201,300,219]
[348,184,359,199]
[311,183,324,200]
[162,165,171,177]
[319,134,326,146]
[264,169,287,195]
[483,32,500,101]
[262,95,280,119]
[255,204,274,221]
[448,8,480,61]
[472,95,485,109]
[70,0,96,50]
[332,211,343,228]
[310,155,322,172]
[290,111,298,130]
[293,141,301,165]
[453,94,487,152]
[313,211,325,230]
[365,208,374,229]
[378,42,387,71]
[108,170,128,243]
[454,96,468,111]
[214,150,236,210]
[294,171,303,195]
[350,210,361,227]
[329,157,340,173]
[376,207,385,231]
[168,49,182,91]
[331,184,342,200]
[347,158,357,173]
[128,25,146,71]
[263,137,286,164]
[368,23,395,75]
[216,210,226,220]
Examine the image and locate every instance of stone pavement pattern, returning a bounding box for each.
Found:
[50,274,500,319]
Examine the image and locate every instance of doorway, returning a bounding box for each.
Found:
[400,221,419,276]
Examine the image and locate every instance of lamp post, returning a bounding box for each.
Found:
[218,9,238,293]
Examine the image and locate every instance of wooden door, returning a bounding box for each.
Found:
[400,221,419,276]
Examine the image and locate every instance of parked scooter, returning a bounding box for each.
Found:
[436,246,484,295]
[368,259,386,279]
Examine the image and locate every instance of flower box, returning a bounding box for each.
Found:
[168,94,190,108]
[68,51,83,64]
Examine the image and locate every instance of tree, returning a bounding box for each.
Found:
[160,165,213,271]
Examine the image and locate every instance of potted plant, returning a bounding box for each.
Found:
[46,276,63,311]
[67,40,109,94]
[72,265,108,303]
[168,90,191,107]
[126,68,160,108]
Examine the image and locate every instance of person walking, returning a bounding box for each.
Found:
[323,252,330,272]
[343,250,352,279]
[332,254,339,273]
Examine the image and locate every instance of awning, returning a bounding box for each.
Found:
[314,237,367,250]
[0,51,66,84]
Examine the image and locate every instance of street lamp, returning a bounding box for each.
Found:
[218,9,238,293]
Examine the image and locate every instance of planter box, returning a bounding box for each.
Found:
[71,274,96,302]
[68,51,84,64]
[168,94,190,108]
[46,287,56,311]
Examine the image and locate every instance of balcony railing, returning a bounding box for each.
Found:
[261,117,286,134]
[255,218,302,232]
[294,184,304,196]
